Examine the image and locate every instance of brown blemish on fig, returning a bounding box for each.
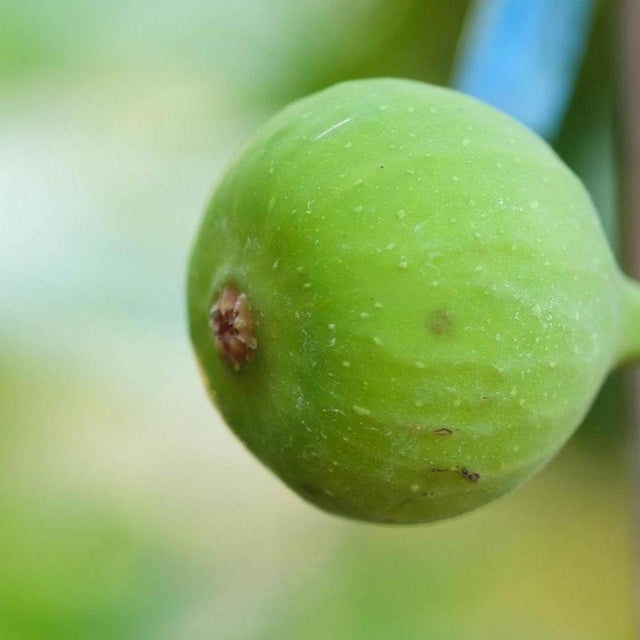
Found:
[431,466,480,482]
[461,468,480,482]
[434,428,452,436]
[300,483,322,498]
[209,285,257,370]
[429,308,452,335]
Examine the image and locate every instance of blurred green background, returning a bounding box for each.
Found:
[1,1,636,638]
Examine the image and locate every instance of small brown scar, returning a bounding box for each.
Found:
[461,468,480,482]
[429,308,453,335]
[434,428,452,436]
[300,483,322,498]
[209,285,257,370]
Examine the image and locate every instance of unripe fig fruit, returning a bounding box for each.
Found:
[188,78,640,524]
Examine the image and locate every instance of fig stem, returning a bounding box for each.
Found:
[620,276,640,364]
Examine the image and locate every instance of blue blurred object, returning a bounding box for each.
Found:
[452,0,596,139]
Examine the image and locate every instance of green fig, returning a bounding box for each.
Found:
[187,78,640,524]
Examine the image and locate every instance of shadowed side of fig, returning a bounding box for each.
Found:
[188,78,640,524]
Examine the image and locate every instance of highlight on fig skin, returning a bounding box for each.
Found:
[209,285,257,370]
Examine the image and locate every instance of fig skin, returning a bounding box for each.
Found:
[188,78,640,524]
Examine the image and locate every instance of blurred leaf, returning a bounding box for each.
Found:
[453,0,596,139]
